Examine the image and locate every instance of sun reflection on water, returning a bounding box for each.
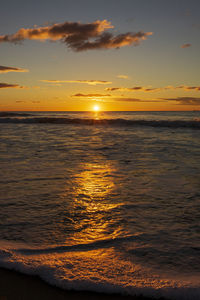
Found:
[73,161,121,215]
[62,160,123,244]
[76,163,114,196]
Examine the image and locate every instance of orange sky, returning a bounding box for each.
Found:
[0,1,200,111]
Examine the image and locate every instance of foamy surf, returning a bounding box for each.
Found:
[0,241,199,300]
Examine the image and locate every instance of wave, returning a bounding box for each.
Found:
[0,112,33,117]
[13,235,138,255]
[0,116,200,129]
[0,240,200,300]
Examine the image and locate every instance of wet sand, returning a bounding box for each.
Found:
[0,268,166,300]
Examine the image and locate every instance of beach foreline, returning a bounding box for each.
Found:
[0,267,166,300]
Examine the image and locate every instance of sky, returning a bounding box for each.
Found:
[0,0,200,111]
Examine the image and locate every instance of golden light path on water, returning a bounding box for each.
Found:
[75,162,115,206]
[68,159,124,244]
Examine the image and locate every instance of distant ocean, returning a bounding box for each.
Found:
[0,111,199,299]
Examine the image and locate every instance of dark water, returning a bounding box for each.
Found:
[0,111,200,299]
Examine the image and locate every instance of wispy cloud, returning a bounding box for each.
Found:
[117,75,129,79]
[0,65,29,73]
[72,93,111,97]
[72,95,144,103]
[161,97,200,105]
[41,79,112,85]
[106,86,160,92]
[112,97,143,102]
[106,85,200,92]
[0,83,25,89]
[72,93,161,103]
[112,97,162,102]
[181,43,192,48]
[176,85,200,91]
[0,20,153,51]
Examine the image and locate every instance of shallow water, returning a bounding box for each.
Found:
[0,111,200,299]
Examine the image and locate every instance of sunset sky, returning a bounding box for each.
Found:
[0,0,200,111]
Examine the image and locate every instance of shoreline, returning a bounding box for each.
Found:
[0,267,166,300]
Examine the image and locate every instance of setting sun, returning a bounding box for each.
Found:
[93,105,100,112]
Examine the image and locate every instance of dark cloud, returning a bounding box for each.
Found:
[0,83,25,89]
[41,79,112,85]
[70,31,152,51]
[161,97,200,105]
[181,43,192,48]
[0,65,28,73]
[0,20,153,51]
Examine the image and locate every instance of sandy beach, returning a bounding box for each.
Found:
[0,268,165,300]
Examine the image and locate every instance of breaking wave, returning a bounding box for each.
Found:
[0,116,200,129]
[0,112,33,117]
[0,240,200,300]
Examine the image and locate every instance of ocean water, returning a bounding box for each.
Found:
[0,111,199,299]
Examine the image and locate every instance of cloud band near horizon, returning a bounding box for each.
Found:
[0,20,153,51]
[72,93,111,97]
[72,92,200,105]
[106,85,200,92]
[161,97,200,105]
[0,65,28,73]
[41,79,112,85]
[0,82,25,89]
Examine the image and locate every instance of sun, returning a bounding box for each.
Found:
[93,104,100,112]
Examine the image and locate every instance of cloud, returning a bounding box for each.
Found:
[72,93,111,97]
[117,75,129,79]
[41,79,112,85]
[112,97,162,103]
[181,43,192,48]
[73,31,153,51]
[0,83,25,89]
[176,85,200,91]
[144,88,160,92]
[112,97,142,102]
[0,65,29,73]
[0,20,153,51]
[106,85,200,93]
[106,86,160,92]
[72,92,163,103]
[161,97,200,105]
[0,20,111,43]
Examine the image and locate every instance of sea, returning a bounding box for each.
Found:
[0,111,199,300]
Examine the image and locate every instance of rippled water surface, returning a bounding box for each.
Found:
[0,111,200,299]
